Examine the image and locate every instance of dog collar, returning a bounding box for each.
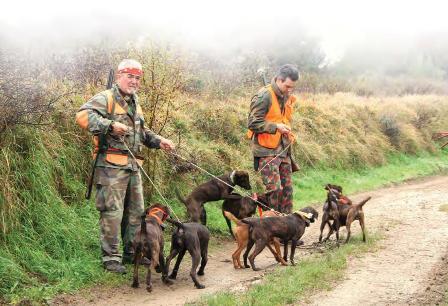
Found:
[229,170,236,185]
[147,207,169,225]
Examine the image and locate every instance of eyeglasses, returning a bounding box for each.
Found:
[124,74,141,81]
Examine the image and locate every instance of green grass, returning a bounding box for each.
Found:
[293,151,448,209]
[197,234,380,306]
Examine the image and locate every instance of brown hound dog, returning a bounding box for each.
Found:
[131,203,172,292]
[222,191,271,238]
[319,184,371,245]
[176,170,251,224]
[224,210,287,269]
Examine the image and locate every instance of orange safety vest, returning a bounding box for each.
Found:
[247,85,296,149]
[76,90,145,167]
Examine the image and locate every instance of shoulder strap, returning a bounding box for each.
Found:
[104,90,115,119]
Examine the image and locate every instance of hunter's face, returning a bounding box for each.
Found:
[277,77,296,95]
[117,72,141,95]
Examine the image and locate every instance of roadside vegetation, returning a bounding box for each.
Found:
[1,41,448,304]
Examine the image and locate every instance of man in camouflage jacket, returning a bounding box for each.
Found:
[247,64,299,214]
[76,59,175,273]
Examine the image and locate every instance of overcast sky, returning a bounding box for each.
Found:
[1,0,447,60]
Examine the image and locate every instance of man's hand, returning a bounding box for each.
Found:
[111,122,129,136]
[276,123,291,135]
[159,138,175,151]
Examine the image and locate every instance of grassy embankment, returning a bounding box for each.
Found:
[1,93,448,303]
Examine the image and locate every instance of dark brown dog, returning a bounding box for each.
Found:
[222,192,270,238]
[325,184,353,205]
[131,203,172,292]
[176,170,251,224]
[165,219,210,289]
[241,207,318,271]
[319,184,371,245]
[224,210,286,269]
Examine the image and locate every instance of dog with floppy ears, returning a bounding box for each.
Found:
[224,209,287,269]
[131,203,172,292]
[164,219,210,289]
[319,184,371,245]
[241,207,319,271]
[222,191,270,238]
[176,170,251,224]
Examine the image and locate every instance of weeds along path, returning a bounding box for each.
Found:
[54,176,448,306]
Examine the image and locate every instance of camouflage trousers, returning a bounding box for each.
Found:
[259,155,293,214]
[94,167,144,263]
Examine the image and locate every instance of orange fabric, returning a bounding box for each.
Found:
[338,196,350,205]
[75,110,89,129]
[247,85,296,149]
[147,207,168,225]
[92,151,144,167]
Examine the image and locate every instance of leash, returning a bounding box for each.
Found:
[166,150,284,215]
[120,137,182,222]
[256,133,296,174]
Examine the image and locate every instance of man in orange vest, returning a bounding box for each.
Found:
[76,59,175,273]
[247,64,299,214]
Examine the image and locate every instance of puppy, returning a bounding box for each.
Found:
[319,184,370,244]
[224,210,286,269]
[176,170,251,224]
[165,219,210,289]
[241,207,318,271]
[131,203,172,292]
[222,192,270,238]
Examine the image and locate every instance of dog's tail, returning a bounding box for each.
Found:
[165,218,184,228]
[223,211,243,226]
[175,188,188,206]
[355,196,372,208]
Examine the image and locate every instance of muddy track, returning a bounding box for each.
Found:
[53,176,448,306]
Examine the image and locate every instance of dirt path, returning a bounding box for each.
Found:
[54,176,448,306]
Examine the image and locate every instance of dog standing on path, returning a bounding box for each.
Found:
[176,170,251,224]
[224,210,286,269]
[131,203,172,292]
[319,184,371,244]
[165,219,210,289]
[241,207,318,271]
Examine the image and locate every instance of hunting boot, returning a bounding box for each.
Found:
[103,261,127,274]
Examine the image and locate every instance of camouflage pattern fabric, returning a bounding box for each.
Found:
[77,84,161,171]
[259,156,293,213]
[94,167,144,263]
[76,84,164,263]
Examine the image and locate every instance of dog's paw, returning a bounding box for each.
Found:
[195,283,205,289]
[197,270,205,276]
[131,281,139,288]
[155,265,162,273]
[168,273,177,280]
[290,260,296,266]
[146,285,153,293]
[163,278,174,286]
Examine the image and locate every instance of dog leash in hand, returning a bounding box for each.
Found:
[256,133,296,174]
[119,137,182,223]
[166,150,281,214]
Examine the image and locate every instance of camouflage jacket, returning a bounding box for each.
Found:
[77,84,162,171]
[248,79,293,157]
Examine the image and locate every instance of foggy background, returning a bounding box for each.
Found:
[1,0,448,95]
